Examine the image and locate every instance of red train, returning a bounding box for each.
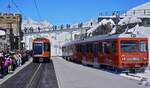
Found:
[62,34,149,73]
[32,38,51,63]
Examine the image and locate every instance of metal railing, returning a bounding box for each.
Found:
[99,9,150,16]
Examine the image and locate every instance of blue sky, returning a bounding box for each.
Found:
[0,0,149,25]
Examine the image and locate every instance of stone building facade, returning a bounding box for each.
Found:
[0,13,22,51]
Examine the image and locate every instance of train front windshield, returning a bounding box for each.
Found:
[33,43,43,55]
[121,40,147,52]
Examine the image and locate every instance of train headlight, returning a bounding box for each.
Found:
[144,58,147,60]
[122,58,126,61]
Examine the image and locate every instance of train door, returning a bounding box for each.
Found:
[81,44,86,64]
[93,42,99,67]
[102,41,112,65]
[102,40,117,66]
[75,44,82,62]
[44,42,50,58]
[97,42,103,64]
[86,43,94,64]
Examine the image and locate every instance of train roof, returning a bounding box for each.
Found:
[63,33,147,46]
[33,38,50,42]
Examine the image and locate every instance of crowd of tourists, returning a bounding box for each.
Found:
[0,49,32,78]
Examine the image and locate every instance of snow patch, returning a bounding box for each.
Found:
[118,16,142,25]
[120,66,150,87]
[82,18,97,27]
[22,18,53,30]
[87,19,115,35]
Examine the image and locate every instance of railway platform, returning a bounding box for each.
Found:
[53,57,145,88]
[0,57,146,88]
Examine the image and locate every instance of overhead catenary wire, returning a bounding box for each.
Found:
[11,0,27,19]
[8,0,11,13]
[9,6,18,13]
[7,0,18,13]
[11,0,23,13]
[33,0,42,21]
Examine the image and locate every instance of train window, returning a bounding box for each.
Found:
[140,41,147,52]
[111,41,116,53]
[103,43,110,54]
[78,45,80,52]
[79,45,81,52]
[93,44,98,56]
[86,44,92,53]
[44,43,50,51]
[70,46,73,54]
[69,46,71,53]
[73,46,76,53]
[89,44,93,53]
[33,43,43,55]
[121,40,139,52]
[76,45,81,52]
[76,45,78,52]
[98,42,103,52]
[86,44,89,53]
[81,44,86,54]
[74,45,77,53]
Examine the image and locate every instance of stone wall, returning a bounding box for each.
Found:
[0,13,22,51]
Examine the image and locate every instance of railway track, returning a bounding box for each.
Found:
[25,63,42,88]
[0,62,58,88]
